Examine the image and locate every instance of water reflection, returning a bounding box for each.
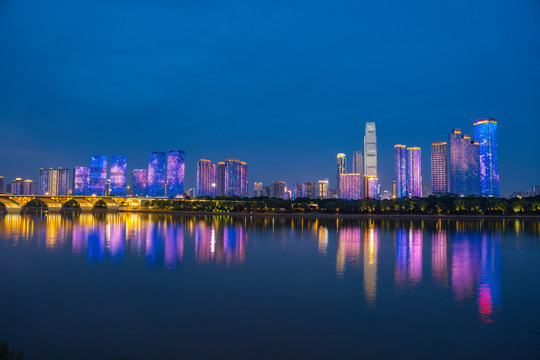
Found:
[0,214,537,325]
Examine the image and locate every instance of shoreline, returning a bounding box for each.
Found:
[118,209,540,221]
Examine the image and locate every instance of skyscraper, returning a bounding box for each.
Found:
[318,179,329,199]
[448,129,480,195]
[73,166,90,195]
[271,181,286,199]
[407,147,422,197]
[225,159,247,197]
[132,169,148,197]
[216,162,226,197]
[148,152,166,197]
[364,176,379,199]
[394,145,407,198]
[337,153,347,191]
[474,119,499,197]
[167,150,185,197]
[0,176,3,194]
[431,142,448,195]
[305,182,317,199]
[39,168,48,195]
[253,182,263,197]
[47,168,59,196]
[197,159,216,197]
[58,168,69,195]
[11,178,23,195]
[352,150,363,175]
[22,179,33,195]
[110,156,127,196]
[339,174,363,200]
[90,156,108,196]
[364,122,377,177]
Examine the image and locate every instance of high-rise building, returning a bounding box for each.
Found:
[58,168,69,195]
[39,168,48,195]
[474,119,499,197]
[422,182,432,197]
[73,166,90,195]
[339,174,363,200]
[293,183,306,198]
[352,150,363,175]
[216,162,226,197]
[305,182,317,199]
[271,181,286,199]
[392,180,396,198]
[148,152,166,197]
[47,169,59,196]
[394,145,407,198]
[449,129,480,195]
[532,185,540,197]
[132,169,148,197]
[197,159,216,197]
[0,176,3,194]
[167,150,185,197]
[110,156,127,196]
[407,147,422,197]
[318,179,329,199]
[364,122,377,177]
[431,142,448,195]
[11,178,23,195]
[254,182,264,197]
[225,159,247,197]
[364,176,379,199]
[337,153,347,191]
[90,156,108,196]
[22,179,33,195]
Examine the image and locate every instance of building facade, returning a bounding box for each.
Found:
[364,176,379,199]
[431,142,448,195]
[148,152,166,197]
[318,179,329,199]
[364,122,377,176]
[339,174,363,200]
[167,150,185,197]
[0,176,3,194]
[196,159,216,197]
[394,145,407,198]
[39,168,48,195]
[449,129,480,195]
[474,119,499,197]
[225,159,247,197]
[216,162,226,197]
[132,169,148,197]
[305,182,317,199]
[253,182,263,197]
[271,181,286,199]
[337,153,347,191]
[110,156,127,196]
[352,150,363,175]
[407,147,422,197]
[73,166,90,195]
[90,156,108,196]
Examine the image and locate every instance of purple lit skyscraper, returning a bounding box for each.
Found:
[339,174,363,200]
[431,142,448,194]
[132,169,148,197]
[148,152,166,197]
[73,166,90,195]
[110,156,127,196]
[474,119,499,197]
[407,147,422,197]
[167,150,185,197]
[90,156,107,196]
[197,159,216,197]
[225,159,247,197]
[394,145,407,198]
[449,129,480,195]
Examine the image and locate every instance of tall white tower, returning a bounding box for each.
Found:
[364,122,377,177]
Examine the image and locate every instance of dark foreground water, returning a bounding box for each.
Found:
[0,213,539,359]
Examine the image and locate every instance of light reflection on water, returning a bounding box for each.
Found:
[0,213,538,327]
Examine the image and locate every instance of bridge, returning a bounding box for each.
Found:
[0,195,148,214]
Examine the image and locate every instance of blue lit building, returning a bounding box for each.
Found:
[225,159,247,197]
[474,119,499,197]
[90,156,108,196]
[73,166,90,195]
[167,150,185,197]
[394,145,407,198]
[448,129,480,195]
[132,169,148,197]
[39,168,48,195]
[148,152,166,197]
[110,156,127,196]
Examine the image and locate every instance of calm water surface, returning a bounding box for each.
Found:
[0,213,539,359]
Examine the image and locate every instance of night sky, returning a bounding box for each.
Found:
[1,0,539,195]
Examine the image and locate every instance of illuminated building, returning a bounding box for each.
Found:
[47,168,59,196]
[353,150,363,175]
[305,181,317,198]
[294,183,307,198]
[449,129,480,195]
[216,162,226,197]
[132,169,148,197]
[474,119,499,197]
[394,145,407,198]
[253,182,263,197]
[73,166,90,195]
[431,141,448,194]
[0,176,3,194]
[58,168,69,195]
[167,150,185,197]
[39,168,48,195]
[392,180,396,198]
[90,156,108,196]
[533,185,540,196]
[10,178,23,195]
[196,159,216,197]
[364,176,379,199]
[110,156,127,196]
[339,174,363,200]
[364,122,377,176]
[407,147,422,197]
[318,179,329,199]
[271,181,286,199]
[225,159,247,197]
[148,152,166,197]
[337,153,347,191]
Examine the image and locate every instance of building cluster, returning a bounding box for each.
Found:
[393,119,499,199]
[195,159,247,198]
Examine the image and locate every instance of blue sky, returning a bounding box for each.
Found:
[1,0,539,195]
